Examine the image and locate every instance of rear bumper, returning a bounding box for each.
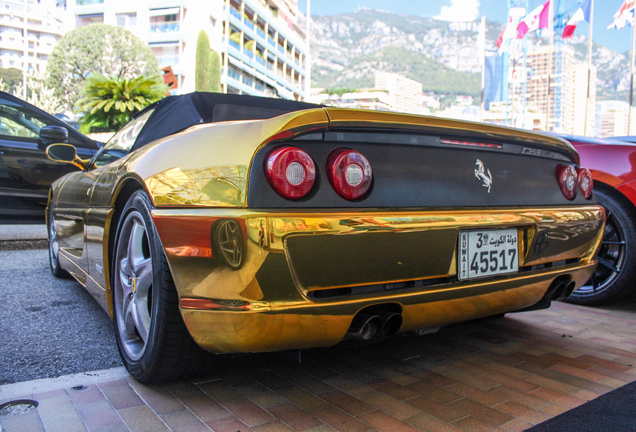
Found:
[152,206,604,353]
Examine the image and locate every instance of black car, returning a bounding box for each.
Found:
[0,91,100,217]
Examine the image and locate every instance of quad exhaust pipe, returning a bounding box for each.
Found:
[345,311,403,341]
[547,276,576,300]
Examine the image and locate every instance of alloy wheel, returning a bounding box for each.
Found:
[574,209,626,297]
[49,219,59,267]
[114,210,154,361]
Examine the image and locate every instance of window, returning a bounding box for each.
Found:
[91,110,154,168]
[0,102,53,139]
[149,8,180,33]
[76,14,104,27]
[116,12,137,27]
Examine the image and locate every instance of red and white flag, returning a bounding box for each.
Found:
[517,0,551,39]
[497,18,517,48]
[563,0,591,39]
[608,0,636,30]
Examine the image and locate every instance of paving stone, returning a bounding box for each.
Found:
[267,402,324,431]
[161,409,213,432]
[75,400,123,430]
[118,405,170,432]
[223,396,276,427]
[312,407,371,432]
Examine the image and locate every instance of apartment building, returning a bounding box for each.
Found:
[71,0,308,100]
[573,62,597,136]
[597,100,630,138]
[309,90,393,111]
[374,72,423,114]
[0,0,69,71]
[505,46,596,134]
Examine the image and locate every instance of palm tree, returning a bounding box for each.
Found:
[75,73,168,134]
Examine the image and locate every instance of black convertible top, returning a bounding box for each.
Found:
[132,92,322,150]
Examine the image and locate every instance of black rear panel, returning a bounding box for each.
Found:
[248,129,593,209]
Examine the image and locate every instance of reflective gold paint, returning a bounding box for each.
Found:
[324,108,578,162]
[120,109,329,208]
[47,106,605,355]
[152,206,603,353]
[146,166,247,207]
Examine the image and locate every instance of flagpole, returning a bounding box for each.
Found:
[546,0,554,132]
[306,0,311,100]
[630,19,635,135]
[480,15,486,122]
[584,0,594,136]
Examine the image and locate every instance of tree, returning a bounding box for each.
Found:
[46,24,159,111]
[195,30,212,92]
[74,74,167,134]
[210,50,222,93]
[0,68,22,93]
[19,70,63,114]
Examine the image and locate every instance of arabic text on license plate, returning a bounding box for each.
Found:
[458,228,518,280]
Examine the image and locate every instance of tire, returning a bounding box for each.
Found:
[112,191,215,383]
[566,188,636,306]
[48,206,70,279]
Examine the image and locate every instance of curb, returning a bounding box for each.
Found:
[0,239,48,252]
[0,367,130,402]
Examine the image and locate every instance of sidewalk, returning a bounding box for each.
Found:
[2,300,636,432]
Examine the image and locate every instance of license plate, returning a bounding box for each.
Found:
[458,228,518,280]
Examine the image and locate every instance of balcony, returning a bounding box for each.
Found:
[229,39,241,50]
[228,68,240,81]
[150,22,180,33]
[242,74,254,87]
[243,47,253,59]
[157,56,178,67]
[230,7,241,20]
[257,28,265,39]
[268,36,275,47]
[244,19,254,31]
[255,56,265,66]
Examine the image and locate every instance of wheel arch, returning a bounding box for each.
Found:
[104,178,145,318]
[594,180,636,218]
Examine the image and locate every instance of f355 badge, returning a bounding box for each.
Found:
[475,159,492,193]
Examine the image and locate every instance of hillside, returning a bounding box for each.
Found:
[306,8,629,102]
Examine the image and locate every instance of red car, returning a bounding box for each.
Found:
[560,134,636,305]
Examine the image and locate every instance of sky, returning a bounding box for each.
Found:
[297,0,632,55]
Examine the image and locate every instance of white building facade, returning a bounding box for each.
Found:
[0,0,69,72]
[374,72,423,114]
[70,0,308,100]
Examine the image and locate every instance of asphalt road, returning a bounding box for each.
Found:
[0,248,122,385]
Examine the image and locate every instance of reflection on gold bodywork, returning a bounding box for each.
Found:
[152,206,604,354]
[146,166,247,207]
[49,106,603,354]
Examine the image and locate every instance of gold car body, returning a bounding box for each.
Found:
[48,108,605,354]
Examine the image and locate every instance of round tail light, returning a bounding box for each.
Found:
[327,149,372,200]
[578,167,593,199]
[556,164,578,200]
[265,146,316,200]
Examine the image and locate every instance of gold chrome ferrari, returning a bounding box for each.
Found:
[45,93,604,383]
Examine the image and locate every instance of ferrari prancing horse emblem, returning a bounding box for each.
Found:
[475,159,493,193]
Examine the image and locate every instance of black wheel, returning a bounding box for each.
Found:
[566,188,636,306]
[112,191,215,383]
[48,206,70,279]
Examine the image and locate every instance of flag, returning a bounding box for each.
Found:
[608,0,636,30]
[563,0,591,39]
[496,18,516,49]
[517,0,551,39]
